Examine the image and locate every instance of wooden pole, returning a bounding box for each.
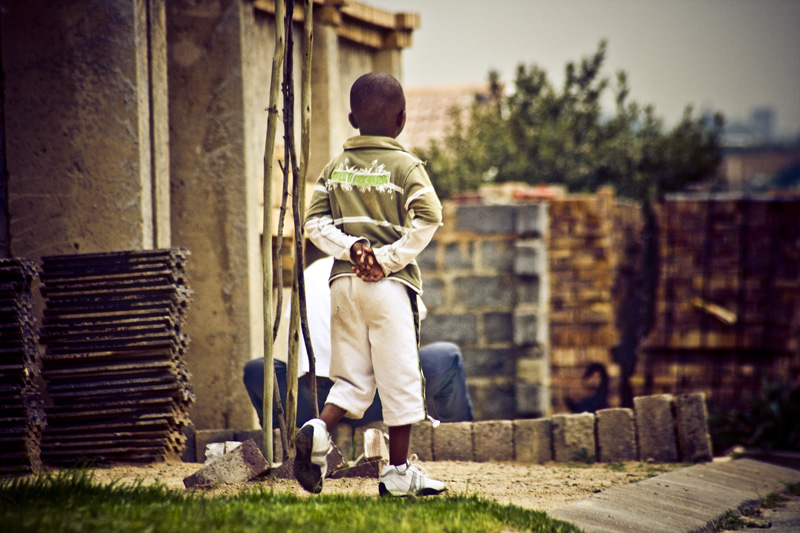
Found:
[261,0,285,467]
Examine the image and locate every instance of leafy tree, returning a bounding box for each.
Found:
[418,41,725,203]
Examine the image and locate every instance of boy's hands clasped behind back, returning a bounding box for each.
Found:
[350,242,385,282]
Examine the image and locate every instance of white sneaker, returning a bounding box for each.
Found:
[294,418,331,494]
[378,455,447,497]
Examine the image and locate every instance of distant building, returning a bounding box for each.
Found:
[722,106,777,147]
[720,146,800,191]
[399,83,491,151]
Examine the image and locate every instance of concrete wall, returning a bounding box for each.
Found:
[0,0,417,431]
[167,0,286,429]
[2,0,170,257]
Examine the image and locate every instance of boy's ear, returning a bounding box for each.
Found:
[396,109,406,134]
[348,112,359,130]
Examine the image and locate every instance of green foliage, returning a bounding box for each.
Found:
[0,470,581,533]
[418,41,724,201]
[708,378,800,454]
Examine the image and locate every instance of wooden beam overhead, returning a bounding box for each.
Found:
[252,0,418,50]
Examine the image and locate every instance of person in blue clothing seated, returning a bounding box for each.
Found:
[242,255,473,430]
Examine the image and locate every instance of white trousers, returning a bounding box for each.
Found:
[325,276,426,427]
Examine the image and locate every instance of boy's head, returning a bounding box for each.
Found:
[348,72,406,138]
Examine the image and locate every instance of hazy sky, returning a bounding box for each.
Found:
[363,0,800,138]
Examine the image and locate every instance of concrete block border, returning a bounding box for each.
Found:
[183,393,714,465]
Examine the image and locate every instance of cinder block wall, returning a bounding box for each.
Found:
[418,201,550,419]
[421,190,644,419]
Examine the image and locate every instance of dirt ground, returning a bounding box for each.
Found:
[71,459,682,512]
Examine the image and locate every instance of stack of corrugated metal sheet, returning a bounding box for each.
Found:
[0,258,45,473]
[38,249,193,465]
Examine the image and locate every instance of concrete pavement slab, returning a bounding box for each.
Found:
[550,458,800,532]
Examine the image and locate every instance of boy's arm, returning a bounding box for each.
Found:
[305,172,368,263]
[371,218,438,274]
[305,215,368,263]
[371,167,442,274]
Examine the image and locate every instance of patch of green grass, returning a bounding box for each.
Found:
[712,510,765,531]
[603,462,626,472]
[784,481,800,496]
[0,471,582,533]
[760,491,788,509]
[569,447,596,465]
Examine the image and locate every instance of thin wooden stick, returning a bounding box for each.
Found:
[297,0,318,418]
[261,0,285,466]
[282,0,299,456]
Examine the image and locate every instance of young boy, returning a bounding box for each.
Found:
[297,72,446,497]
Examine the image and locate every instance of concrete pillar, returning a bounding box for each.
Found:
[2,0,170,258]
[167,0,271,429]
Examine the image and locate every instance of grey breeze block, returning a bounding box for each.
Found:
[552,413,596,463]
[674,392,713,462]
[433,422,473,461]
[595,408,638,462]
[473,420,514,462]
[635,394,679,463]
[513,418,552,463]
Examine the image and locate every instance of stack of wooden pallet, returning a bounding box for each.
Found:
[38,249,193,465]
[0,258,45,473]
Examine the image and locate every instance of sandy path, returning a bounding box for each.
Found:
[73,459,681,512]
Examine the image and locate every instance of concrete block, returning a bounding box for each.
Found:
[183,439,267,488]
[481,240,515,270]
[473,420,514,462]
[462,347,517,377]
[410,420,433,461]
[516,275,542,305]
[416,243,438,271]
[433,422,473,461]
[468,381,517,420]
[455,204,515,234]
[515,203,547,236]
[516,356,545,383]
[483,312,513,343]
[420,313,478,345]
[552,413,596,463]
[514,240,546,276]
[635,394,679,463]
[363,428,389,461]
[674,392,713,462]
[194,429,235,463]
[353,421,387,460]
[181,425,196,463]
[455,275,514,307]
[331,423,354,461]
[513,310,546,346]
[444,241,473,269]
[514,418,552,463]
[419,277,444,308]
[515,381,549,418]
[596,408,638,462]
